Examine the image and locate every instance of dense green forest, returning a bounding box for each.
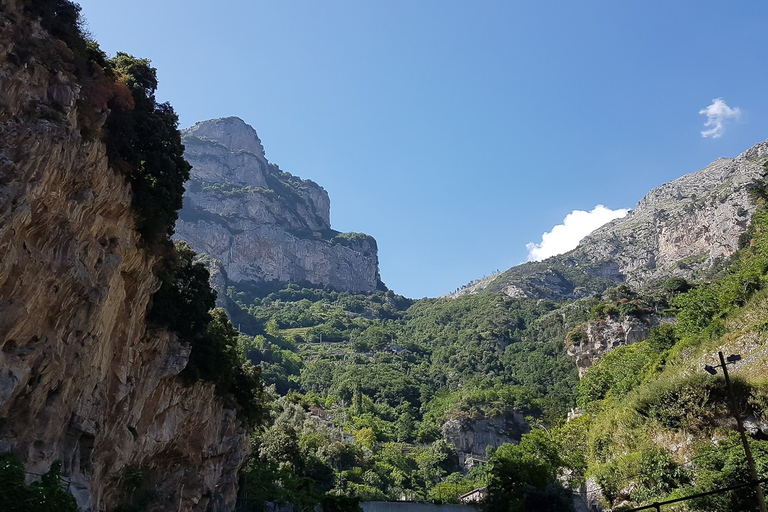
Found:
[225,274,593,507]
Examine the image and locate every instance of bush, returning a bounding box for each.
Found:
[594,449,689,506]
[688,434,768,511]
[105,53,191,242]
[632,374,742,431]
[485,431,574,512]
[0,454,77,512]
[577,342,656,408]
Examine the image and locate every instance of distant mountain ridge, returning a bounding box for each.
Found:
[450,140,768,299]
[175,117,383,297]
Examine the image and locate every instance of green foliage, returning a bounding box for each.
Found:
[151,241,266,426]
[23,1,82,43]
[670,205,768,340]
[557,198,768,509]
[0,454,77,512]
[320,494,362,512]
[577,340,658,408]
[632,373,738,431]
[330,232,377,249]
[662,277,691,294]
[151,241,216,338]
[485,430,574,512]
[105,52,191,242]
[230,281,593,506]
[231,193,768,508]
[646,324,677,352]
[686,435,768,511]
[593,448,689,505]
[590,285,658,321]
[552,414,590,484]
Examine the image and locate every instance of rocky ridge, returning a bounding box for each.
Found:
[450,143,768,300]
[0,7,246,511]
[176,117,382,299]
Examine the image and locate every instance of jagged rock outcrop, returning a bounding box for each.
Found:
[176,117,382,297]
[566,314,675,377]
[450,143,768,300]
[442,413,529,468]
[0,6,246,511]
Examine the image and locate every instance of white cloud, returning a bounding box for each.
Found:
[699,98,741,138]
[526,205,630,262]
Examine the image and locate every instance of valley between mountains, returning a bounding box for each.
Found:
[4,2,768,512]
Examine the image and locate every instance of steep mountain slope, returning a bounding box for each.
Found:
[566,199,768,511]
[0,4,249,510]
[176,117,383,296]
[451,142,768,300]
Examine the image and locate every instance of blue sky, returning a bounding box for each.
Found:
[76,0,768,298]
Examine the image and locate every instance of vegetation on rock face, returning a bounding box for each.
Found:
[485,430,574,512]
[0,454,77,512]
[564,171,768,510]
[151,241,266,426]
[18,3,768,511]
[230,170,768,510]
[26,0,260,422]
[12,0,264,480]
[105,52,191,242]
[20,1,190,243]
[227,279,588,508]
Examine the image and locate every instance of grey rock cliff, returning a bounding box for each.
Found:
[566,314,675,377]
[442,413,529,468]
[176,117,382,295]
[450,141,768,300]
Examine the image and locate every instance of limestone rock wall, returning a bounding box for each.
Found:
[176,117,382,294]
[450,143,768,300]
[0,7,246,511]
[442,413,529,468]
[566,314,675,377]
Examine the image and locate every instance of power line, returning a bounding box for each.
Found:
[623,477,768,512]
[612,440,764,510]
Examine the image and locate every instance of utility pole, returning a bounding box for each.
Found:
[714,351,767,512]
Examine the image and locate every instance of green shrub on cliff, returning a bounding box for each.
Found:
[0,455,77,512]
[151,242,267,426]
[105,53,191,242]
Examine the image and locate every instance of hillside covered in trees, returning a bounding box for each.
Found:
[226,167,768,511]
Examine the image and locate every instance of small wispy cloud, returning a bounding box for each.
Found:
[699,98,741,138]
[526,205,630,262]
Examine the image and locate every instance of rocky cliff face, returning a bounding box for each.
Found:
[0,6,246,511]
[442,413,529,468]
[451,143,768,300]
[566,314,674,378]
[176,117,382,297]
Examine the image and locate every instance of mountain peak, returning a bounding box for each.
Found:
[449,138,768,300]
[183,116,265,156]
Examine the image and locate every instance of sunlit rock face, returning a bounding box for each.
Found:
[567,314,676,378]
[176,117,382,297]
[442,413,530,468]
[449,142,768,300]
[0,6,247,511]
